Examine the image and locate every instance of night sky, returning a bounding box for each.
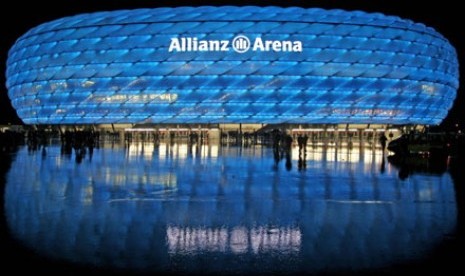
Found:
[1,0,463,127]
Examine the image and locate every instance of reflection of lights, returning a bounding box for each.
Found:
[128,143,154,160]
[305,149,324,162]
[230,227,248,253]
[158,143,167,158]
[99,173,177,189]
[176,143,188,159]
[327,200,393,204]
[210,144,219,158]
[418,186,433,201]
[325,148,337,162]
[4,145,457,272]
[362,148,383,171]
[83,185,94,205]
[91,159,178,190]
[303,147,361,163]
[166,226,301,255]
[153,142,219,160]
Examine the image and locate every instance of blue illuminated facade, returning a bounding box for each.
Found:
[6,6,459,125]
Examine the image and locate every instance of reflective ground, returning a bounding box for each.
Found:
[1,141,463,275]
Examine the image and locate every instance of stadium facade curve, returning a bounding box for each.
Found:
[5,6,459,125]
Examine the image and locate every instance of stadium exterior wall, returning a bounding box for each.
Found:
[6,6,459,125]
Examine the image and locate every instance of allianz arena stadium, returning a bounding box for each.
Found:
[5,6,459,126]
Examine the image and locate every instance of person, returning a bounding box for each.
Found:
[302,134,308,153]
[379,133,388,151]
[297,135,304,152]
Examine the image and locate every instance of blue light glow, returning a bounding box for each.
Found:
[6,6,459,125]
[4,144,457,272]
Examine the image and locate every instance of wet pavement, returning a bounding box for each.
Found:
[1,141,463,275]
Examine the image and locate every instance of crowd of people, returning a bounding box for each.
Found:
[60,130,99,163]
[270,130,310,171]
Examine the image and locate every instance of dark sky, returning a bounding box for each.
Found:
[1,0,463,127]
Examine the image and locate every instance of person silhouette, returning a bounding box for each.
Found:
[285,151,292,171]
[379,133,388,152]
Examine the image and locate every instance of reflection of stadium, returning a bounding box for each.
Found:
[5,144,456,273]
[166,226,301,255]
[6,6,458,132]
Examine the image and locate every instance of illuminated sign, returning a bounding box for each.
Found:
[168,35,303,53]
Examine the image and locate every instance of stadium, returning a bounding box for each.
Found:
[5,6,459,138]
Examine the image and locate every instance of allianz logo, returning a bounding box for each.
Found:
[168,35,302,53]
